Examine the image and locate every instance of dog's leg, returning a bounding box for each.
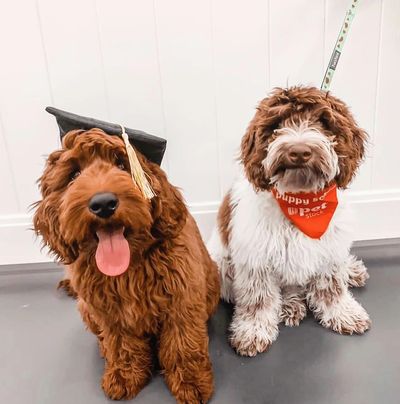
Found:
[159,309,213,404]
[77,299,106,357]
[307,270,371,335]
[230,268,281,357]
[207,228,235,303]
[205,259,220,318]
[101,329,152,400]
[347,254,369,288]
[280,285,307,327]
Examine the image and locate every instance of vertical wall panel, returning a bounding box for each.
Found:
[38,0,108,118]
[153,0,219,204]
[0,119,19,214]
[325,0,382,191]
[95,0,165,141]
[372,0,400,189]
[0,0,55,212]
[211,0,269,193]
[269,0,325,88]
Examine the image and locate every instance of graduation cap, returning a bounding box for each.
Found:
[46,107,167,166]
[46,106,167,199]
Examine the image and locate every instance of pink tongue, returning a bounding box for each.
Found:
[95,228,130,276]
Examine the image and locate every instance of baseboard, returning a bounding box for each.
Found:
[1,237,399,275]
[1,188,400,265]
[0,261,62,276]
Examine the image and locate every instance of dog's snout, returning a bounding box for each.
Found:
[287,144,312,164]
[89,192,119,219]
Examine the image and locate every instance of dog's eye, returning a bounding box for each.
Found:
[70,170,81,182]
[115,157,128,171]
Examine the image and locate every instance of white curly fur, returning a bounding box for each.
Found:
[208,170,370,356]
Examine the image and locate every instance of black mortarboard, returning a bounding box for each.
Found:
[46,106,167,166]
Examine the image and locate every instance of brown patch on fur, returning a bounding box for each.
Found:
[33,129,220,402]
[240,86,367,190]
[217,191,232,247]
[307,274,344,306]
[244,301,266,317]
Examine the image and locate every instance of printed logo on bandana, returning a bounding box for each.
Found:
[271,185,338,239]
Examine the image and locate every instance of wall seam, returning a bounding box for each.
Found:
[93,0,111,120]
[152,0,170,173]
[370,0,384,188]
[0,111,21,211]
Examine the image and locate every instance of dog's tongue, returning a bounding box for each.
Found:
[95,228,130,276]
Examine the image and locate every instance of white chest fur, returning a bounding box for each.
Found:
[229,176,354,286]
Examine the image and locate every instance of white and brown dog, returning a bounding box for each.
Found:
[208,86,371,357]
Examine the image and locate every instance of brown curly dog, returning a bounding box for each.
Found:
[33,128,220,403]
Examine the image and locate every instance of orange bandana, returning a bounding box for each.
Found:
[271,184,338,239]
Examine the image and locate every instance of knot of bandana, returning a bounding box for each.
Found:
[271,185,338,239]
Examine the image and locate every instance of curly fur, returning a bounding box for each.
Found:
[33,129,220,402]
[208,86,370,357]
[241,86,367,191]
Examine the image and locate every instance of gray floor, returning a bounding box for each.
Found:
[1,242,399,404]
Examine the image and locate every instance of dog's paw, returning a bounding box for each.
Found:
[280,299,307,327]
[167,365,214,404]
[102,366,147,400]
[230,333,270,357]
[347,257,369,288]
[229,317,278,357]
[174,381,213,404]
[57,279,78,298]
[320,295,371,335]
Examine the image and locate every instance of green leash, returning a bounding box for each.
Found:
[321,0,361,92]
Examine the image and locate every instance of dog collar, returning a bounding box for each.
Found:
[271,184,338,239]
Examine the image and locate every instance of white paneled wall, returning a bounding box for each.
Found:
[0,0,399,265]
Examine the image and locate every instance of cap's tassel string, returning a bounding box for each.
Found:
[120,125,155,200]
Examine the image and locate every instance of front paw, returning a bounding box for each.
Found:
[347,257,369,288]
[230,316,278,357]
[320,295,371,335]
[102,365,148,400]
[167,365,214,404]
[174,380,213,404]
[230,332,271,357]
[57,279,78,298]
[280,300,307,327]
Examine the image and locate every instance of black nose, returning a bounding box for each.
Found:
[88,192,119,219]
[288,144,313,164]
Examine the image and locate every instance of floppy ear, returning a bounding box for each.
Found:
[146,165,188,240]
[241,89,293,191]
[33,150,78,263]
[321,96,367,188]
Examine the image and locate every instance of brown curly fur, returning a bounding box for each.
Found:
[241,86,367,190]
[33,129,220,403]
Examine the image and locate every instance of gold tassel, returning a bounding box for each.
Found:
[120,125,155,199]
